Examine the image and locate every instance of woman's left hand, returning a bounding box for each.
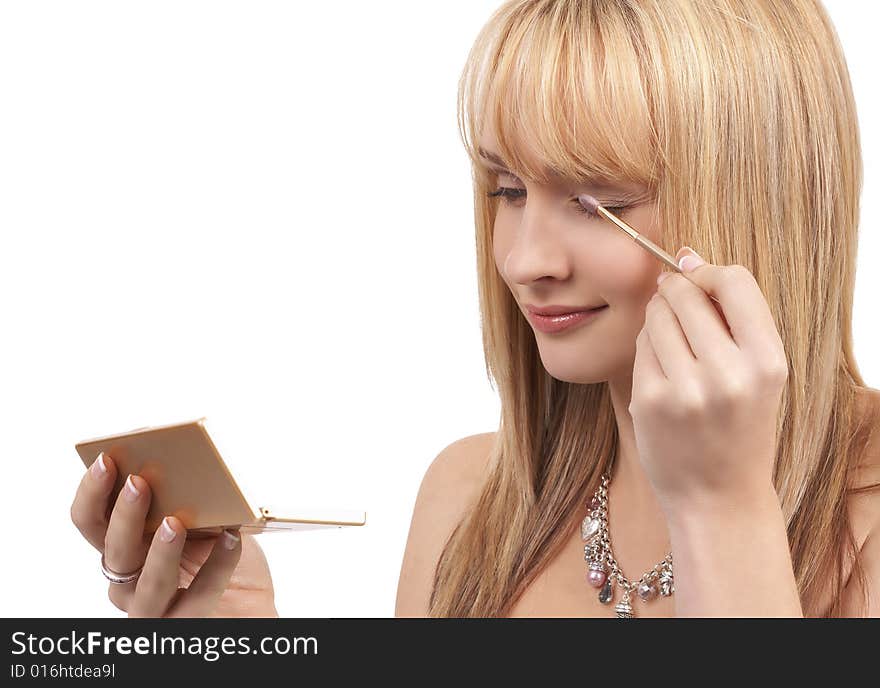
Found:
[630,246,789,514]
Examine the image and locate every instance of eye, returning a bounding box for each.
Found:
[574,200,629,216]
[487,187,630,215]
[486,186,629,217]
[487,187,525,204]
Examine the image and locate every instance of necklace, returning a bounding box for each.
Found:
[581,472,674,618]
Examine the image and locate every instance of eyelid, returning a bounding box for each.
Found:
[492,176,636,204]
[493,184,630,207]
[488,186,631,213]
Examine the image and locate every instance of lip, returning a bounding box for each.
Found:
[525,304,608,334]
[524,303,607,316]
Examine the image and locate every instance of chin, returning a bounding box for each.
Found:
[533,329,636,385]
[548,370,609,384]
[536,348,612,385]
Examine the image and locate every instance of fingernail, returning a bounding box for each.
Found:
[123,474,140,502]
[222,529,240,550]
[159,517,177,543]
[678,247,705,272]
[90,451,107,477]
[656,271,671,285]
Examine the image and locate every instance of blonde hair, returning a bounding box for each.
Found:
[429,0,879,617]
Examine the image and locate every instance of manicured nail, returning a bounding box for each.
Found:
[159,517,177,543]
[656,271,671,285]
[123,474,140,502]
[90,451,107,477]
[678,246,705,272]
[222,529,240,550]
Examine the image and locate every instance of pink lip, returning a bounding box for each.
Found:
[526,305,608,334]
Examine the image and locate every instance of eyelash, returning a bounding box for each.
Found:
[486,187,629,215]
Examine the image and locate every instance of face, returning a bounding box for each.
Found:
[480,132,664,384]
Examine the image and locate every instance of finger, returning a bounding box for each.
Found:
[644,292,695,381]
[676,254,780,354]
[169,529,242,618]
[128,516,187,617]
[70,451,118,551]
[107,579,135,614]
[632,322,666,385]
[103,474,151,597]
[656,272,739,361]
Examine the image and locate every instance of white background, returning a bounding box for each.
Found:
[0,1,876,617]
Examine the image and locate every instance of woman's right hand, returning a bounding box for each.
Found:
[70,451,278,617]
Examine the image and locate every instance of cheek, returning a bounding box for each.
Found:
[573,235,658,301]
[584,207,663,300]
[491,206,662,299]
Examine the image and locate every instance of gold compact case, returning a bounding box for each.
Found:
[74,417,366,537]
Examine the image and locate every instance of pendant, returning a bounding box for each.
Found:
[615,592,634,619]
[637,580,658,602]
[581,515,600,542]
[598,579,614,604]
[659,571,674,597]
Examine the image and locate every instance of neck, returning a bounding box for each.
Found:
[605,372,669,529]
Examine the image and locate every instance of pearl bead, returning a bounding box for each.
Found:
[587,569,607,587]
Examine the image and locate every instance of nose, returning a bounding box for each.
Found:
[501,198,572,285]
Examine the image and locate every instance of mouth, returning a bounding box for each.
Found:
[525,304,609,334]
[524,303,607,316]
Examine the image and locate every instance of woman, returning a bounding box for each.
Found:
[70,0,880,618]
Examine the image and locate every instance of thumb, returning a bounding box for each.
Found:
[676,245,706,273]
[672,245,730,333]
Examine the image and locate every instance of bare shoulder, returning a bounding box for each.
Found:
[850,386,880,495]
[394,432,497,617]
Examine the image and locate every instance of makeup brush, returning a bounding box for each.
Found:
[577,194,721,306]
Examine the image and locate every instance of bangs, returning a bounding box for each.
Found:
[459,0,662,191]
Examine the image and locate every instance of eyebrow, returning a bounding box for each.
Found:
[477,146,558,180]
[477,146,512,171]
[475,145,652,200]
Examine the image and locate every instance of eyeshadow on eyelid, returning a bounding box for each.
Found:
[495,171,638,194]
[483,164,651,201]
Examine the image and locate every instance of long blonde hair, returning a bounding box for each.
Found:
[429,0,879,617]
